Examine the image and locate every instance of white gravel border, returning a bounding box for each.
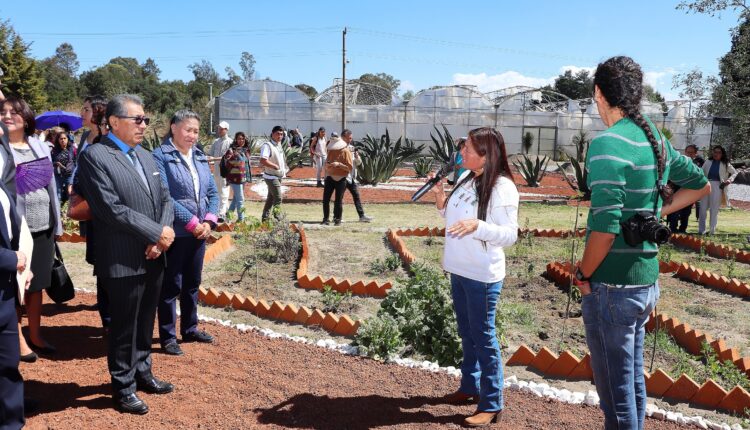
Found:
[195,310,741,430]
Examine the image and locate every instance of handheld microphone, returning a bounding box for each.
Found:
[411,160,455,202]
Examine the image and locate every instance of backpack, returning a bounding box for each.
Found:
[225,151,247,184]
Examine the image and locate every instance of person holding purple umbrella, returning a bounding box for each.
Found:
[0,96,62,362]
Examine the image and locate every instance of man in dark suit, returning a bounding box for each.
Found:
[77,94,175,415]
[0,123,26,429]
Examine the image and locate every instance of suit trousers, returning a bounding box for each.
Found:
[103,260,164,397]
[158,237,206,345]
[0,283,23,429]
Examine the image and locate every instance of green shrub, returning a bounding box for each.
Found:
[367,254,402,276]
[377,263,461,366]
[254,213,299,263]
[281,138,310,173]
[513,154,550,187]
[320,285,352,314]
[413,156,434,178]
[354,314,405,361]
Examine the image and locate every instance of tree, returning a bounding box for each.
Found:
[80,63,132,98]
[142,58,161,79]
[41,43,80,108]
[225,66,241,87]
[239,51,256,81]
[553,69,593,100]
[672,68,719,146]
[0,20,47,110]
[717,18,750,158]
[295,83,318,98]
[643,84,665,104]
[676,0,749,19]
[188,60,221,84]
[401,90,415,101]
[358,72,400,95]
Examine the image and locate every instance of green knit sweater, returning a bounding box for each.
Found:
[585,117,707,285]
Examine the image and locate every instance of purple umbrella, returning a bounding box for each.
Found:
[35,111,83,131]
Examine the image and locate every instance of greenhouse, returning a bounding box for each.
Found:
[215,79,719,157]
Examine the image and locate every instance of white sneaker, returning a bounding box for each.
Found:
[359,215,373,223]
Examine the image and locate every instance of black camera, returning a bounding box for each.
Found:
[620,211,671,246]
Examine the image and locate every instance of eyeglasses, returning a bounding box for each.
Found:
[117,115,151,126]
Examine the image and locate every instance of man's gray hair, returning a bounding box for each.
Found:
[106,94,144,120]
[341,129,353,137]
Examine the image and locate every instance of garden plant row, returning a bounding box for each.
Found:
[505,344,750,415]
[547,261,750,377]
[670,233,750,264]
[292,224,392,297]
[196,226,362,337]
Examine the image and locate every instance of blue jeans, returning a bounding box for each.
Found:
[450,273,503,412]
[228,183,245,220]
[582,282,659,430]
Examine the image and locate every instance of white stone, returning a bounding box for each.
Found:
[652,409,666,420]
[583,391,599,406]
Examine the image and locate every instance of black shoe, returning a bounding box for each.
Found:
[114,393,149,415]
[183,330,214,343]
[316,182,324,187]
[334,219,341,226]
[136,376,174,395]
[20,352,38,363]
[23,397,38,415]
[162,342,184,356]
[321,220,330,225]
[30,341,56,355]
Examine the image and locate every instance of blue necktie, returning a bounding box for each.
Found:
[127,149,150,192]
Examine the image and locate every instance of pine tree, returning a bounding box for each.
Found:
[0,20,48,111]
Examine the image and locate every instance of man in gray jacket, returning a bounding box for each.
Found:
[77,94,175,415]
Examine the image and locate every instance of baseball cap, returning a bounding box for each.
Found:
[218,121,229,129]
[331,132,339,138]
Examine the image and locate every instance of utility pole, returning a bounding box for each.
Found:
[342,27,347,132]
[209,83,214,134]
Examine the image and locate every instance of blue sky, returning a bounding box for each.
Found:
[1,0,742,100]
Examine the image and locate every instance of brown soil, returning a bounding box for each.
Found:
[23,292,689,429]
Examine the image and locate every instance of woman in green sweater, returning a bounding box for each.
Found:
[574,56,709,430]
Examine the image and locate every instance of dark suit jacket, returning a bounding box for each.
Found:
[0,123,15,200]
[77,135,174,278]
[0,182,20,275]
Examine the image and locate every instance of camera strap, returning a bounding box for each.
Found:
[651,130,667,215]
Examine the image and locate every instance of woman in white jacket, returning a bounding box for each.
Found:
[429,126,519,427]
[699,145,738,235]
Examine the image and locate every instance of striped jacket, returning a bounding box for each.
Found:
[585,117,707,285]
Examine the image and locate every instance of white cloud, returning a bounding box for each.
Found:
[451,71,553,93]
[450,66,681,100]
[400,80,415,93]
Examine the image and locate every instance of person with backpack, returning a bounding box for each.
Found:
[223,132,250,221]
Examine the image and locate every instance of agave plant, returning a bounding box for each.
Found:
[512,154,550,187]
[428,124,457,164]
[571,130,590,162]
[140,129,163,152]
[354,129,424,185]
[558,154,591,200]
[280,138,310,173]
[413,156,434,178]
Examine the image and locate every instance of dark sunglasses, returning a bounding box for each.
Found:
[118,115,151,126]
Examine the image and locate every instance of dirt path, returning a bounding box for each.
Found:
[21,292,692,429]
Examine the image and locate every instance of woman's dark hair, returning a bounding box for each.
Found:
[448,127,513,223]
[53,130,70,150]
[2,96,35,136]
[85,95,108,143]
[594,56,672,203]
[712,145,729,165]
[234,131,248,146]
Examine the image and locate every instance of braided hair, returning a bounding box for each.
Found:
[594,56,673,204]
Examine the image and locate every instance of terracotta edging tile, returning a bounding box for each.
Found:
[692,379,727,408]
